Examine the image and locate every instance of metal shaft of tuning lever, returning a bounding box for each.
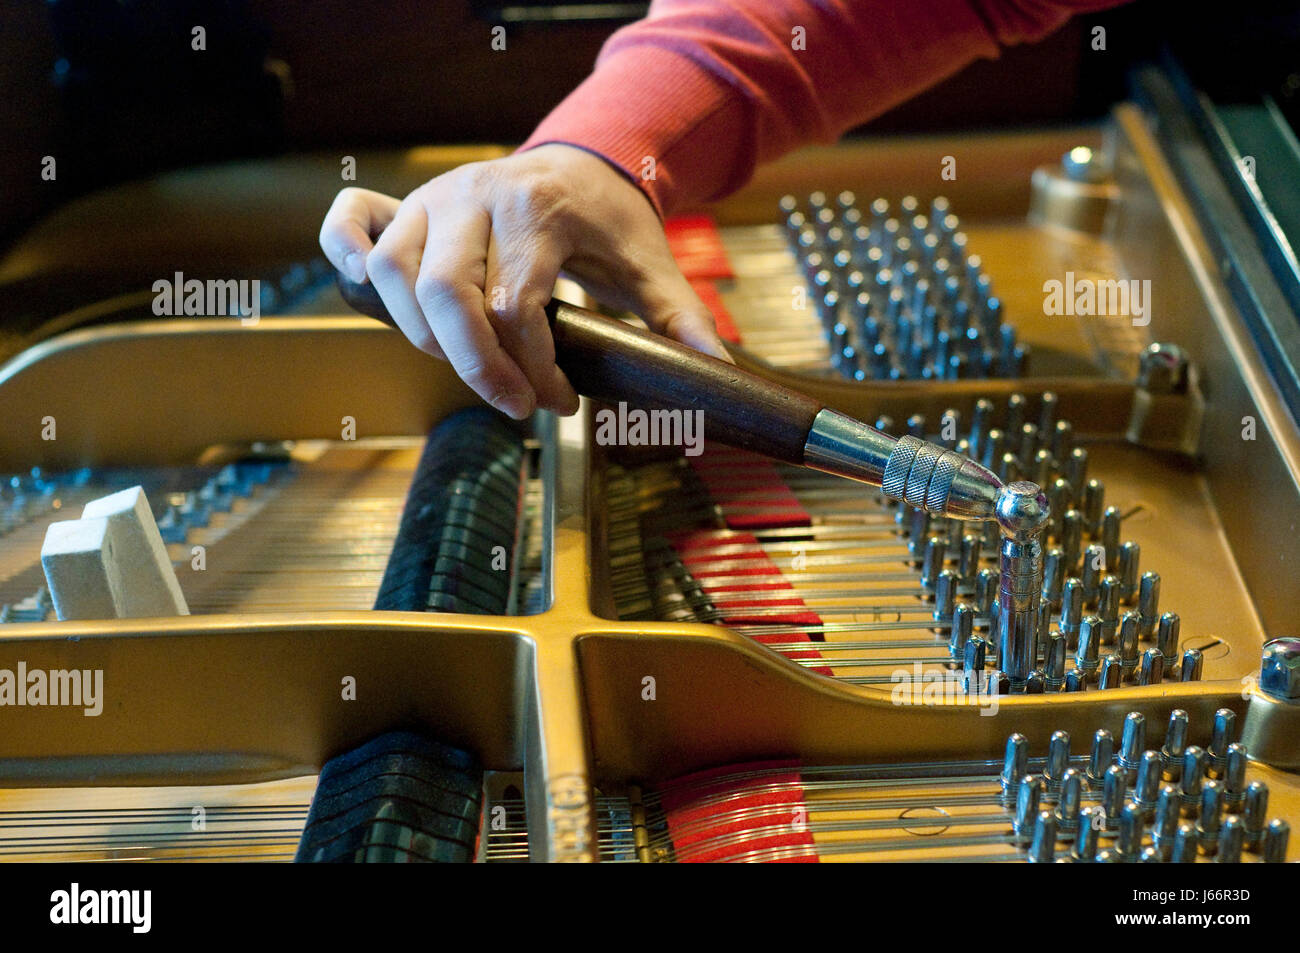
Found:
[994,482,1050,686]
[337,279,1006,520]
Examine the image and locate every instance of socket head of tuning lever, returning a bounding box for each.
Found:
[994,481,1050,542]
[1260,638,1300,701]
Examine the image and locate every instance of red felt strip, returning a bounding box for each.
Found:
[690,278,742,344]
[661,760,817,863]
[689,447,810,530]
[667,528,831,671]
[664,215,734,280]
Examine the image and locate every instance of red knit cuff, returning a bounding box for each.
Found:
[517,45,752,219]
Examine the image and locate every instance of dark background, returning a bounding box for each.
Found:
[0,0,1295,255]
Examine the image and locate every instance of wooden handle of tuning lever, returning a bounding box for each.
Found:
[337,276,825,462]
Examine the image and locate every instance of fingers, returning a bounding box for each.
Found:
[320,188,401,283]
[484,213,580,416]
[631,274,734,364]
[364,199,445,360]
[411,197,537,420]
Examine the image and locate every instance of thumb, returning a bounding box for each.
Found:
[633,277,735,364]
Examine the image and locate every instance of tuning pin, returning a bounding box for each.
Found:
[1118,542,1141,604]
[962,636,987,694]
[1137,572,1161,640]
[1028,810,1058,863]
[1134,750,1162,816]
[1098,654,1122,689]
[1197,781,1225,854]
[1263,819,1290,862]
[1158,613,1182,677]
[1181,746,1208,813]
[1044,731,1071,791]
[1013,775,1045,844]
[1152,785,1180,860]
[1100,765,1126,829]
[949,603,975,665]
[1074,615,1101,682]
[1081,478,1104,535]
[1119,712,1146,780]
[1074,809,1101,862]
[1138,648,1164,685]
[1208,708,1236,779]
[1087,729,1114,788]
[1118,611,1141,680]
[1161,710,1189,781]
[1171,822,1198,862]
[999,732,1029,799]
[1243,782,1269,851]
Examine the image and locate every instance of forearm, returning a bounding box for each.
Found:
[520,0,1129,217]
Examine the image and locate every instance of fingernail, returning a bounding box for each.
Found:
[343,251,366,283]
[492,393,534,419]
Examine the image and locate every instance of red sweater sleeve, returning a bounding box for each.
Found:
[519,0,1129,217]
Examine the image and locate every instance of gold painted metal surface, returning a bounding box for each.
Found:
[1,121,1298,864]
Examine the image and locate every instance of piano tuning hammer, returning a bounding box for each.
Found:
[338,277,1005,521]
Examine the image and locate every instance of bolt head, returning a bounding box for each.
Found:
[1260,639,1300,700]
[1138,343,1188,394]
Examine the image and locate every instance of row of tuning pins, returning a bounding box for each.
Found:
[870,393,1188,691]
[778,192,1025,381]
[1002,711,1290,862]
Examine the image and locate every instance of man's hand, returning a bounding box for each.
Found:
[319,144,729,419]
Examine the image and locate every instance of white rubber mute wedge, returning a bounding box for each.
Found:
[40,485,189,621]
